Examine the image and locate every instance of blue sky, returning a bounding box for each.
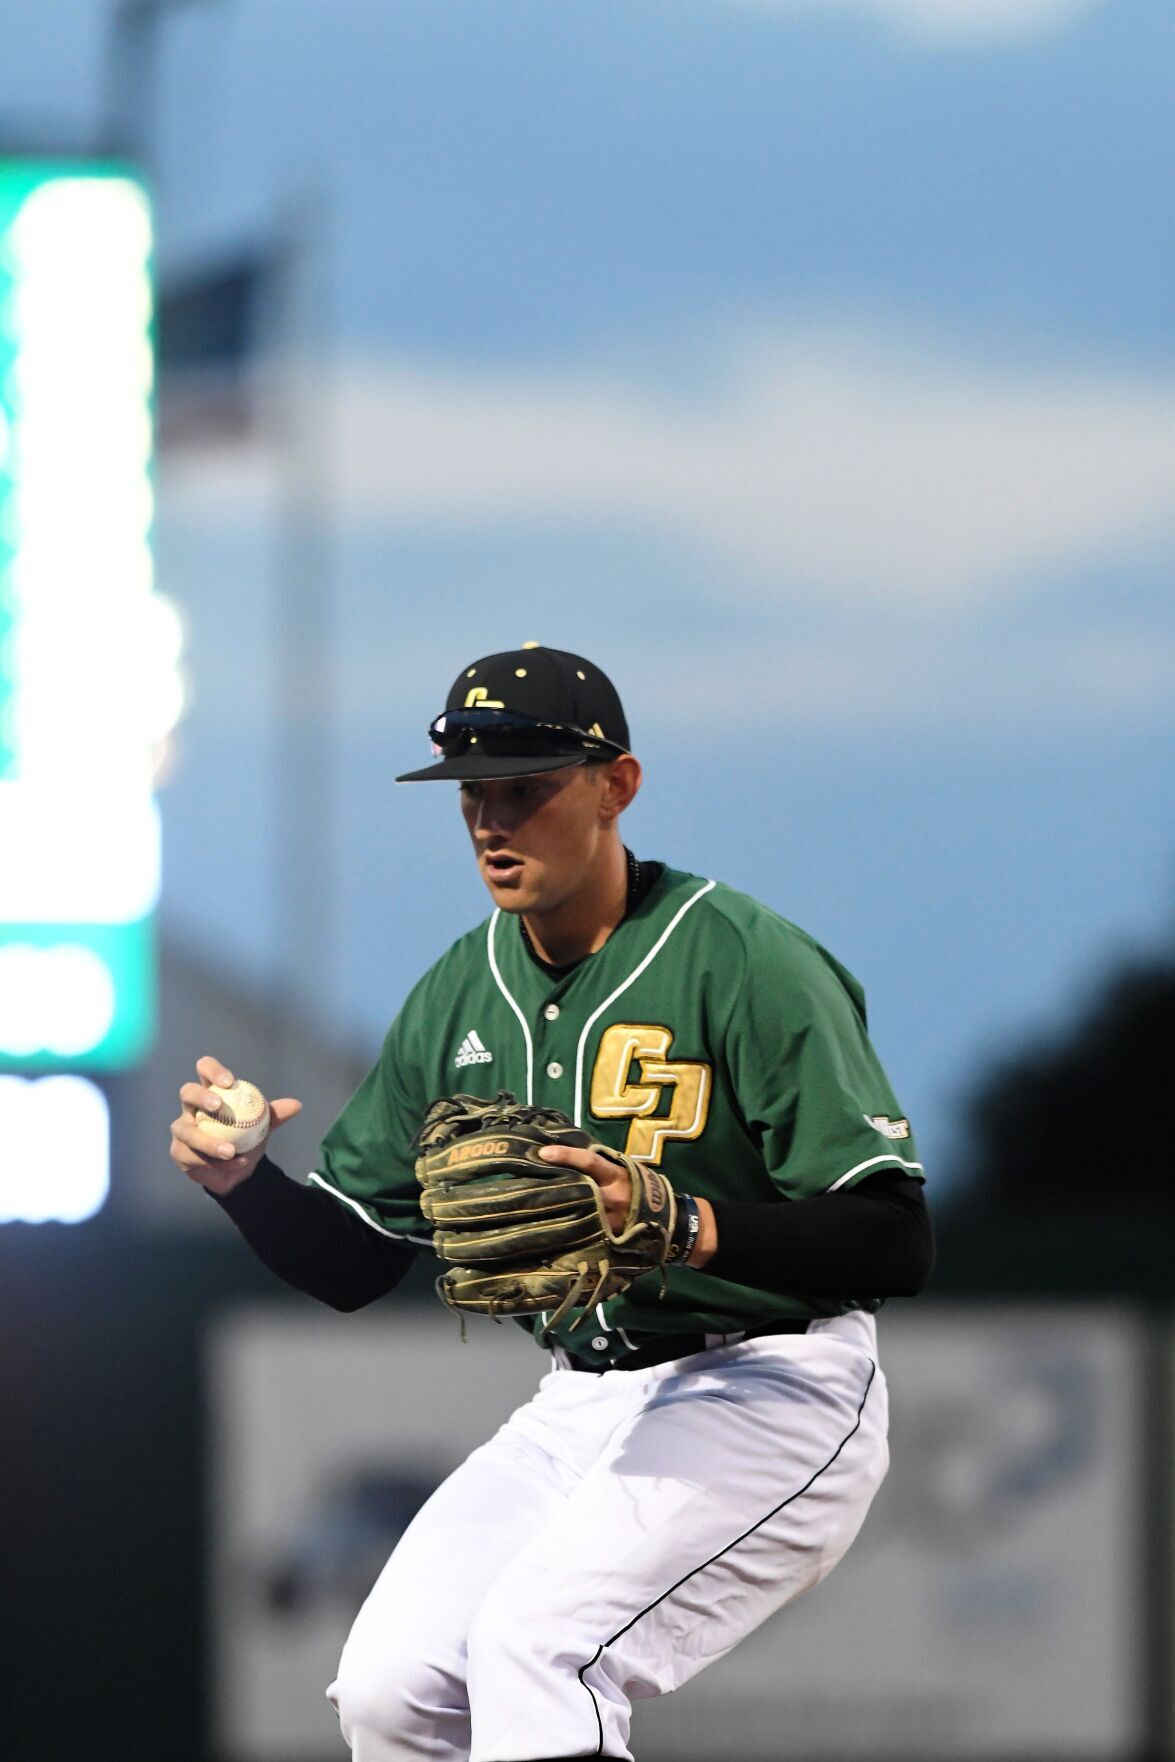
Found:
[4,0,1173,1189]
[147,0,1174,366]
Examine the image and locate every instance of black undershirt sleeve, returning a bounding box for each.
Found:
[211,1156,418,1311]
[212,1156,932,1312]
[706,1170,935,1298]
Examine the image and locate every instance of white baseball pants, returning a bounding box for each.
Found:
[328,1312,888,1762]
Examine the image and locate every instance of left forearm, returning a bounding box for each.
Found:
[686,1177,934,1297]
[549,1143,932,1299]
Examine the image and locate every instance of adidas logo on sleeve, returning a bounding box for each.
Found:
[455,1029,493,1068]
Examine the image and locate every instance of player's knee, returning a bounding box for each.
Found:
[329,1645,456,1749]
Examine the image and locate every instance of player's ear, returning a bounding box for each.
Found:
[598,754,641,822]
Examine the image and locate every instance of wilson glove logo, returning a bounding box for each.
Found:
[445,1137,511,1165]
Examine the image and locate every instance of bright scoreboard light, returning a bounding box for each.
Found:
[0,162,183,1088]
[0,1075,110,1222]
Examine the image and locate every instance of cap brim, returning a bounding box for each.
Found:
[395,751,592,783]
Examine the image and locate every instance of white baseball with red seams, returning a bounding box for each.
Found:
[327,1312,888,1762]
[196,1078,270,1154]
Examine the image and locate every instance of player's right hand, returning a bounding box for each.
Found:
[169,1055,304,1197]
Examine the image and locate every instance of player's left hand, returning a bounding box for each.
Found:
[539,1142,718,1268]
[537,1141,632,1231]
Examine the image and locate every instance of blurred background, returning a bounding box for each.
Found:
[0,0,1172,1757]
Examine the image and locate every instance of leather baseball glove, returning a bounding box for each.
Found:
[415,1091,678,1338]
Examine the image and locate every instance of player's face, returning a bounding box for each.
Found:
[459,764,625,915]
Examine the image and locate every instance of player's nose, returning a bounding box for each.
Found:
[472,798,515,839]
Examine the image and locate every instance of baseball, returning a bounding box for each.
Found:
[196,1078,271,1155]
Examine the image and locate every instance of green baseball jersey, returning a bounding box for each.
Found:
[311,864,923,1363]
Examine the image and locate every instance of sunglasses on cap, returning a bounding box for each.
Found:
[428,708,625,759]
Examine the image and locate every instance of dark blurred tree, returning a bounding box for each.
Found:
[958,949,1175,1212]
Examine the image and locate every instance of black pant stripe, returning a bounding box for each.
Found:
[576,1357,878,1755]
[576,1645,607,1755]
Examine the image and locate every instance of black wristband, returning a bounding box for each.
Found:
[667,1192,701,1264]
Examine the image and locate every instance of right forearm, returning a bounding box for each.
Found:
[212,1156,418,1310]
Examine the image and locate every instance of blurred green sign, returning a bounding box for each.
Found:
[0,162,181,1072]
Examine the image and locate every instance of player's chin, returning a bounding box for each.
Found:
[484,880,533,913]
[479,861,532,906]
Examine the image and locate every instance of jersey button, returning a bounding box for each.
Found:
[543,1003,560,1021]
[546,1061,563,1079]
[592,1336,610,1352]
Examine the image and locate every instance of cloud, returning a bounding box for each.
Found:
[721,0,1100,46]
[162,324,1175,621]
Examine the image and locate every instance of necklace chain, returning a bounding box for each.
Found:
[519,848,641,966]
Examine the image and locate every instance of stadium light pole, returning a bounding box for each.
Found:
[103,0,340,1120]
[103,0,229,164]
[267,187,338,1104]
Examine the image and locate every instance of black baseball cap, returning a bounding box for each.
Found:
[396,643,631,782]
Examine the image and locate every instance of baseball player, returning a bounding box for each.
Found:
[170,643,933,1762]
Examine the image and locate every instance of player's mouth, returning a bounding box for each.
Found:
[483,851,525,885]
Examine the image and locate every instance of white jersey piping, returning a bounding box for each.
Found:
[573,879,717,1127]
[307,1170,434,1246]
[487,910,535,1103]
[826,1152,924,1192]
[592,1304,637,1352]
